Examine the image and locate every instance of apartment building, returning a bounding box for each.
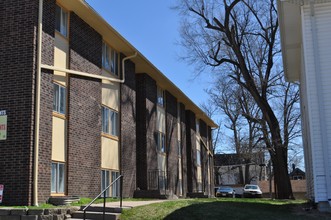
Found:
[0,0,216,206]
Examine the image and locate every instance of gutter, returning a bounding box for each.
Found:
[34,0,136,206]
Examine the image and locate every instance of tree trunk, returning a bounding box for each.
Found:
[245,164,250,184]
[271,146,294,199]
[238,166,244,184]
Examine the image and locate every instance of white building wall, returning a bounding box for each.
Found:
[302,2,331,202]
[300,49,315,199]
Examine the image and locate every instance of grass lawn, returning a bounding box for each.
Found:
[120,198,331,220]
[1,197,153,209]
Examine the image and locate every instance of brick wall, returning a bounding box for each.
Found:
[199,120,207,145]
[67,12,102,197]
[201,142,208,195]
[69,13,102,69]
[185,110,197,193]
[38,69,53,204]
[67,75,101,197]
[38,0,56,204]
[179,103,187,197]
[208,126,215,196]
[120,56,136,197]
[165,91,178,195]
[135,74,157,190]
[199,120,208,194]
[0,0,39,206]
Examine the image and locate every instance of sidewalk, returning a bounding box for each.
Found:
[92,200,168,209]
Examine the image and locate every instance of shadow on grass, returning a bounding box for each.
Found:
[163,201,328,220]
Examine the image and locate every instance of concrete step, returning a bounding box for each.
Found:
[72,211,120,220]
[68,218,93,220]
[80,206,123,213]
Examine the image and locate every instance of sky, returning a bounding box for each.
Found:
[85,0,213,109]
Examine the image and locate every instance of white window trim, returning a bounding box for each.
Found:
[157,87,165,107]
[102,106,119,137]
[53,83,66,115]
[55,5,68,37]
[102,42,120,76]
[156,131,166,153]
[101,170,110,197]
[51,162,65,194]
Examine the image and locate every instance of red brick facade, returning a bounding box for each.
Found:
[0,0,215,205]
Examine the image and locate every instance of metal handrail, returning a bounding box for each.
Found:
[83,175,123,220]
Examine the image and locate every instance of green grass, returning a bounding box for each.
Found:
[120,198,331,220]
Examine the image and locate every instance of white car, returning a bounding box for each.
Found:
[243,184,262,198]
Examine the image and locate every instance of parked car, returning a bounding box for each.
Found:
[243,184,262,198]
[216,186,235,197]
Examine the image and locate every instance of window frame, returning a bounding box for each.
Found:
[196,119,200,134]
[111,171,120,198]
[51,162,65,194]
[102,42,120,76]
[101,170,110,197]
[102,106,119,137]
[177,140,182,157]
[156,131,166,153]
[157,87,165,107]
[53,83,66,115]
[55,4,68,37]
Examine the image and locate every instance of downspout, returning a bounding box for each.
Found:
[35,0,136,207]
[309,0,331,204]
[34,0,43,206]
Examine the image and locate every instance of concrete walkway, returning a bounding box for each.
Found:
[92,200,169,209]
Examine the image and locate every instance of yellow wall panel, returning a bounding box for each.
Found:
[157,107,166,133]
[178,158,182,180]
[196,138,201,150]
[197,167,202,183]
[158,154,166,172]
[101,81,119,111]
[101,137,119,170]
[54,33,68,85]
[52,116,66,162]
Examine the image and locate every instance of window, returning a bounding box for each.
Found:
[102,106,118,137]
[101,170,110,197]
[179,179,183,196]
[51,162,65,193]
[156,132,166,153]
[177,140,182,157]
[55,5,68,37]
[196,119,200,134]
[53,83,66,115]
[111,171,120,197]
[102,42,119,76]
[157,87,164,107]
[196,149,201,166]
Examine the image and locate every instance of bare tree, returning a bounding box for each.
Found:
[176,0,299,199]
[208,77,263,184]
[200,101,222,154]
